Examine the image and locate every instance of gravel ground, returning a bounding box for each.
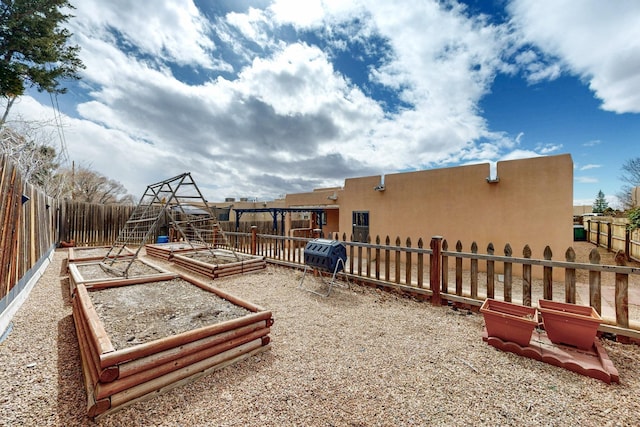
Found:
[1,244,640,426]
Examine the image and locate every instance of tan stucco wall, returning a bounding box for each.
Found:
[285,188,342,235]
[338,154,573,260]
[285,154,574,279]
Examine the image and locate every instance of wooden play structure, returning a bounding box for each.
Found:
[100,172,238,277]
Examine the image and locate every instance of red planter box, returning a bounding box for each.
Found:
[538,300,602,350]
[480,299,538,347]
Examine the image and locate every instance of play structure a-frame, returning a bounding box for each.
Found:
[101,173,237,276]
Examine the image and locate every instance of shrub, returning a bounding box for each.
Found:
[627,207,640,231]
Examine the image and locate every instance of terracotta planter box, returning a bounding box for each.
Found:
[538,300,602,350]
[480,299,538,347]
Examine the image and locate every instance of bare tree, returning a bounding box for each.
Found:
[0,123,60,185]
[618,157,640,209]
[60,164,135,204]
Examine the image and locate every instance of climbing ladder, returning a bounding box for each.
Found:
[101,172,237,277]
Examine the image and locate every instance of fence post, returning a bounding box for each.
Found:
[441,239,448,294]
[486,243,495,299]
[251,226,257,255]
[417,238,424,289]
[430,236,443,306]
[565,247,576,303]
[405,237,412,287]
[589,248,602,315]
[625,228,631,262]
[543,246,553,300]
[503,244,512,302]
[614,250,629,329]
[522,245,532,307]
[470,242,478,299]
[455,240,463,296]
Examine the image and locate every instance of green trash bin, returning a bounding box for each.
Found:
[573,225,586,241]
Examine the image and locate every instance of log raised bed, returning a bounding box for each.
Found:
[68,257,175,296]
[144,242,210,260]
[68,245,135,263]
[71,275,273,418]
[171,250,267,279]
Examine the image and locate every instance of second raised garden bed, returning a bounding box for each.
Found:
[171,250,266,279]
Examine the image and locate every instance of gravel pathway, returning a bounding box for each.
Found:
[1,247,640,426]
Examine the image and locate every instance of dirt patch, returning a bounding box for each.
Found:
[180,251,241,265]
[88,278,252,350]
[75,260,164,280]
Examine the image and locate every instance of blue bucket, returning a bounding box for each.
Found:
[157,235,169,243]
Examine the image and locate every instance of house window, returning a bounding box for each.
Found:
[352,211,369,227]
[352,211,369,243]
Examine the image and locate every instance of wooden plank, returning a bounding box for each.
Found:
[109,338,264,409]
[565,247,576,304]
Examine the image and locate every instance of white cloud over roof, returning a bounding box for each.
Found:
[8,0,639,201]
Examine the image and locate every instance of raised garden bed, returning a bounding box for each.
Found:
[171,249,266,279]
[144,242,210,260]
[71,275,273,418]
[68,246,135,263]
[68,258,175,296]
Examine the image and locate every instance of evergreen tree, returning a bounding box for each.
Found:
[0,0,85,124]
[592,190,609,214]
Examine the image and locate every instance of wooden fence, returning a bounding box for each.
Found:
[58,201,310,247]
[585,217,640,263]
[3,151,639,342]
[223,229,640,341]
[0,155,57,332]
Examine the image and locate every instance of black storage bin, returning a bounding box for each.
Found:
[303,239,347,273]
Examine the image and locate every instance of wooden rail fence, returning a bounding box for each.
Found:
[3,149,639,343]
[222,228,640,341]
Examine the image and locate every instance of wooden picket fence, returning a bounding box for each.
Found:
[222,229,640,341]
[2,150,640,342]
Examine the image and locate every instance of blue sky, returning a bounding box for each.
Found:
[10,0,640,207]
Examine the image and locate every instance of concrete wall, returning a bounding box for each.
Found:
[287,154,574,262]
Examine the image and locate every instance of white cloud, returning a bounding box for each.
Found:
[575,176,598,184]
[69,0,220,69]
[536,143,562,155]
[508,0,640,113]
[580,164,601,171]
[13,0,628,201]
